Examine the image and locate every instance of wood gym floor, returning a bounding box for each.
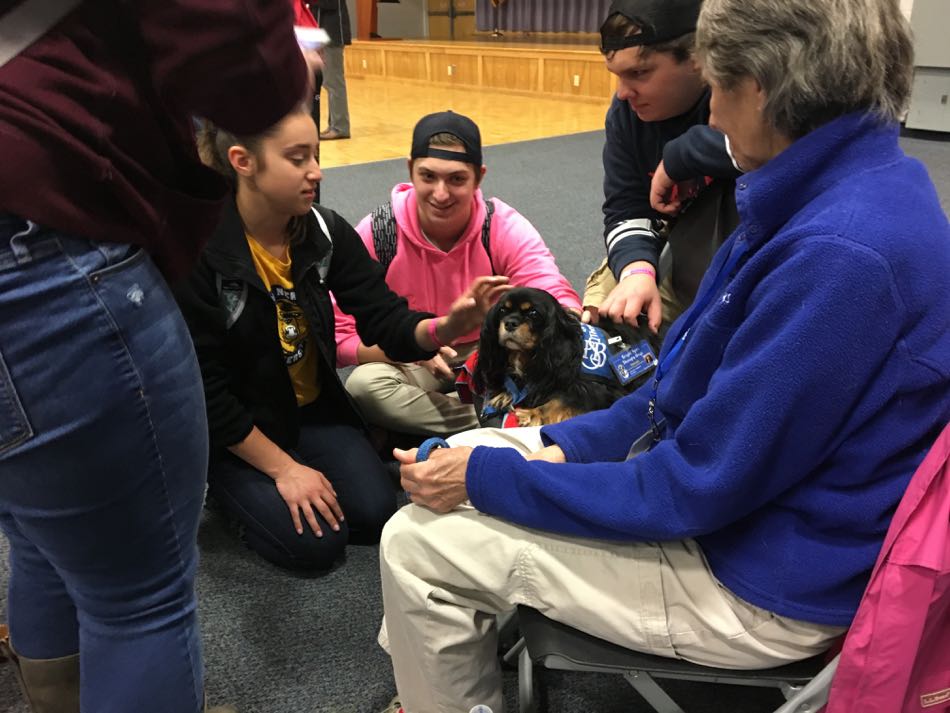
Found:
[316,73,612,168]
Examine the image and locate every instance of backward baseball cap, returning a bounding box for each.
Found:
[410,110,483,167]
[600,0,702,52]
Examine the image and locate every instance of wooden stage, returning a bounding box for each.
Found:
[345,35,615,102]
[320,36,614,169]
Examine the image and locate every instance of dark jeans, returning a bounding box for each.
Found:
[209,405,396,571]
[0,217,208,712]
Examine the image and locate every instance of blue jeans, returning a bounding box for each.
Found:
[0,217,209,712]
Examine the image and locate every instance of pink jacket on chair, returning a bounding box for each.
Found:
[825,421,950,713]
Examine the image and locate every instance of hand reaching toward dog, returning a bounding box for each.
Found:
[394,445,472,513]
[441,275,511,342]
[595,263,662,332]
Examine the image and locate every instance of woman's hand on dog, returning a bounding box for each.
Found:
[274,462,344,537]
[394,446,473,513]
[441,275,511,341]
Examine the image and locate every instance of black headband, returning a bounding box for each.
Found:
[410,111,483,167]
[416,145,481,164]
[600,0,701,52]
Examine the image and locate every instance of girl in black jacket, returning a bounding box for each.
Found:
[175,106,507,570]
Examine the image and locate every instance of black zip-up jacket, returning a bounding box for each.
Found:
[173,198,434,453]
[308,0,351,46]
[602,90,739,279]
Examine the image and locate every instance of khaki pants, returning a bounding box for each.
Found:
[380,427,845,713]
[345,358,479,437]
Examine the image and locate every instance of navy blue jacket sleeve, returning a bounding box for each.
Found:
[663,125,741,181]
[601,98,664,278]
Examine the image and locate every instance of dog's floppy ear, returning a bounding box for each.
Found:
[473,298,508,394]
[547,298,585,348]
[522,294,583,402]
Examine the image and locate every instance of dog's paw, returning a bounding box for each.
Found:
[516,400,580,426]
[488,392,514,412]
[515,407,544,427]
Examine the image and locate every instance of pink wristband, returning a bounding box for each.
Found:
[427,318,447,348]
[620,266,656,281]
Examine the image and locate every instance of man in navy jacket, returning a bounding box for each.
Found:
[586,0,738,340]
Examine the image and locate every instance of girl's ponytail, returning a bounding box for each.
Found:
[196,120,242,185]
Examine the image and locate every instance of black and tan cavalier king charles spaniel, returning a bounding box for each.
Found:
[473,287,639,427]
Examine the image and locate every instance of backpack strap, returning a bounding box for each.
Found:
[482,198,495,275]
[0,0,82,68]
[371,198,494,275]
[370,201,398,274]
[310,205,333,283]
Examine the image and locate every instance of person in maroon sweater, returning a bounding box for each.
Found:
[0,2,313,711]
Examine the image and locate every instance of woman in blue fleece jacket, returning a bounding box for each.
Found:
[377,1,950,710]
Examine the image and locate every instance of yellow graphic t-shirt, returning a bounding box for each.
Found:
[246,235,320,406]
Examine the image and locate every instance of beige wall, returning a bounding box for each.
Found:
[901,0,914,20]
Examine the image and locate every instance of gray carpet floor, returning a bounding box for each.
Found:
[2,128,948,713]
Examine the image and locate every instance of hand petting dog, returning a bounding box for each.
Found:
[420,275,511,352]
[442,275,511,339]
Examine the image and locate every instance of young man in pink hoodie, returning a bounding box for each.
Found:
[334,111,580,438]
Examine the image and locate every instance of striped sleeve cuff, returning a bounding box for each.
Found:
[605,218,656,254]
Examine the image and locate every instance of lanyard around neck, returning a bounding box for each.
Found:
[648,235,750,442]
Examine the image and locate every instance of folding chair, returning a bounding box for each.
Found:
[513,424,950,713]
[515,605,839,713]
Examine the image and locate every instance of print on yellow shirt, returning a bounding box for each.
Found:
[246,235,320,406]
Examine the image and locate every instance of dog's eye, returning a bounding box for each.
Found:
[527,308,540,318]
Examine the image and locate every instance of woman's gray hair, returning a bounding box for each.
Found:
[696,0,913,138]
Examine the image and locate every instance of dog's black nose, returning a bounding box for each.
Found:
[502,316,520,332]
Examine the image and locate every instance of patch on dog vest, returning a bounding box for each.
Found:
[581,323,656,386]
[580,323,614,379]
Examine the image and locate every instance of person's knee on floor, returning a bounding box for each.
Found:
[242,515,351,571]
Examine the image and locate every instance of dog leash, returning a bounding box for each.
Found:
[416,437,450,462]
[404,437,451,502]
